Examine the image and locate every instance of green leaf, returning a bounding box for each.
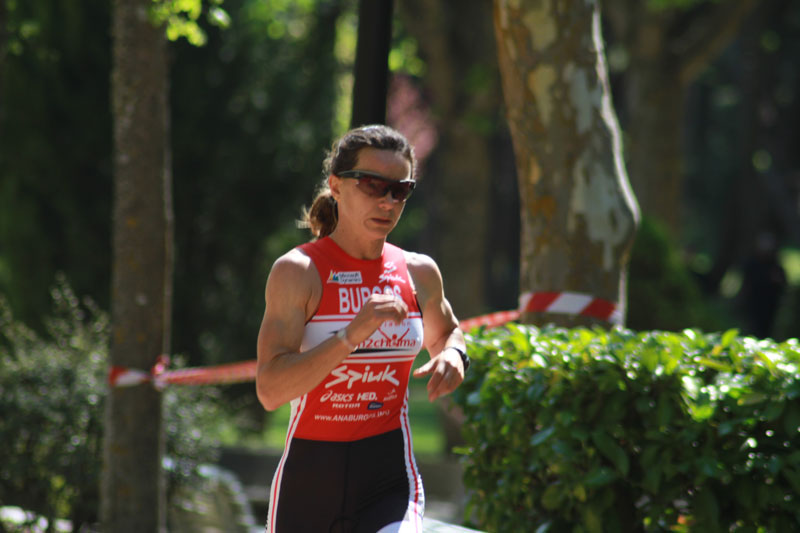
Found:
[682,375,702,400]
[738,391,768,406]
[640,346,658,373]
[720,328,739,348]
[541,483,564,510]
[582,505,603,533]
[695,357,732,372]
[583,467,617,487]
[531,426,556,446]
[591,431,629,476]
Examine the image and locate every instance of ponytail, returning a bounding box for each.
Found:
[298,189,338,239]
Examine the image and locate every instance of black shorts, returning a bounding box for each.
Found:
[266,428,424,532]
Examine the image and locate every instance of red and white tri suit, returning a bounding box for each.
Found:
[266,236,425,533]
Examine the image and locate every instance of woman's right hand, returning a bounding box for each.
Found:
[345,293,409,346]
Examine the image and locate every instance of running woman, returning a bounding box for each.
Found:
[256,125,469,533]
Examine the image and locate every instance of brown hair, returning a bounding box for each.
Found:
[299,124,417,239]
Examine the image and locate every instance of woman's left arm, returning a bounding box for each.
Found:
[406,251,467,401]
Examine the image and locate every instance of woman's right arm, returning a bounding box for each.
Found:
[255,250,409,411]
[256,250,353,411]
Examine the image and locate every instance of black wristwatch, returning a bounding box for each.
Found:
[449,346,470,372]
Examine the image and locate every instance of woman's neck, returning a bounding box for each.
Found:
[328,230,385,260]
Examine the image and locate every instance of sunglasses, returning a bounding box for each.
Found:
[336,170,416,202]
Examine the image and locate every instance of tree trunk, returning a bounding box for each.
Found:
[351,0,393,126]
[101,0,173,529]
[396,0,501,318]
[494,0,639,327]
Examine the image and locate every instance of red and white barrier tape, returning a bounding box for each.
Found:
[459,310,520,331]
[108,355,257,389]
[108,354,170,389]
[108,292,618,388]
[518,291,620,323]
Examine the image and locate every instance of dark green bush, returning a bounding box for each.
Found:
[0,279,222,531]
[453,323,800,533]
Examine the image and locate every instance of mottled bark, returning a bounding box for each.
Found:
[494,0,639,327]
[396,0,499,318]
[101,0,173,530]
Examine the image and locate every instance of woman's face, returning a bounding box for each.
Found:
[330,147,413,239]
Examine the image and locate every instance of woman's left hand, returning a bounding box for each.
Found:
[412,347,465,402]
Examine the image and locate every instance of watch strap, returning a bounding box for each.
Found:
[449,346,470,372]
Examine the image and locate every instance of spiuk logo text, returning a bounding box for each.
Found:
[325,365,400,390]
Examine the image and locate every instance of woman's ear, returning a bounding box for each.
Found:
[328,174,341,200]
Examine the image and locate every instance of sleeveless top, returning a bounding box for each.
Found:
[288,237,424,442]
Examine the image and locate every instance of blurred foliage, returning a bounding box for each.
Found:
[0,0,350,369]
[682,2,800,275]
[151,0,231,46]
[168,0,344,370]
[0,0,113,331]
[454,323,800,533]
[0,278,223,530]
[628,217,735,333]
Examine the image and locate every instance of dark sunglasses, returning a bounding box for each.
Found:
[336,170,416,202]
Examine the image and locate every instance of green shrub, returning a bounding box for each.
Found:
[453,324,800,533]
[0,278,222,531]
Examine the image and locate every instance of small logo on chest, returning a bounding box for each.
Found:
[328,271,363,284]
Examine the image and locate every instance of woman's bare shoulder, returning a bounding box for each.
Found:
[404,250,440,276]
[266,247,320,290]
[403,250,444,294]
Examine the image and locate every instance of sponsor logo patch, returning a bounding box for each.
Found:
[325,364,400,389]
[327,271,363,285]
[379,261,405,284]
[367,401,384,410]
[320,390,355,403]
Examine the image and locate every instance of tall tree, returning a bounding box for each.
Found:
[101,0,172,529]
[494,0,639,327]
[604,0,757,235]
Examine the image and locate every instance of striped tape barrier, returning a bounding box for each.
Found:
[458,310,520,331]
[518,291,620,323]
[108,291,617,388]
[108,355,258,389]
